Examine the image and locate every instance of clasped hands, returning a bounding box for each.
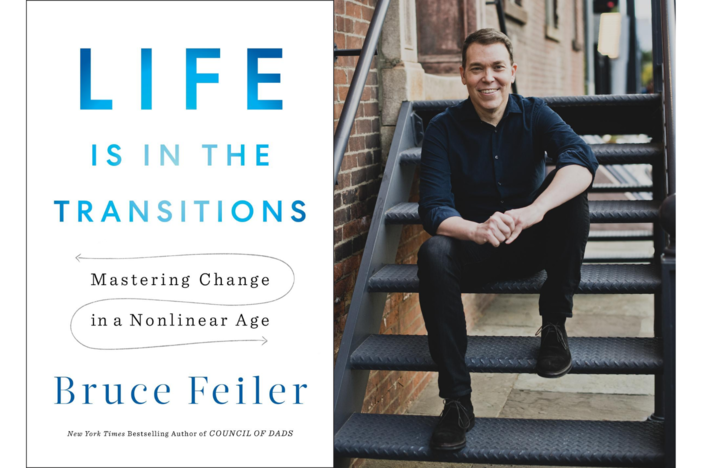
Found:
[469,204,545,247]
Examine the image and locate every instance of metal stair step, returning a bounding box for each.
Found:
[385,200,661,224]
[411,94,663,137]
[583,255,653,263]
[335,413,664,466]
[367,264,661,294]
[399,143,662,166]
[589,230,654,241]
[350,335,662,374]
[590,183,654,193]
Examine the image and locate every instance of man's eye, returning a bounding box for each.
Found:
[471,68,481,72]
[495,66,504,70]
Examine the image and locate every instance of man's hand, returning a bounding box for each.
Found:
[504,204,546,244]
[469,212,516,247]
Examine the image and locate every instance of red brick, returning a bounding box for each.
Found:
[363,102,379,116]
[334,32,346,49]
[346,2,362,19]
[340,152,357,171]
[334,68,347,85]
[348,135,365,152]
[343,253,362,275]
[355,118,372,135]
[334,102,344,120]
[337,85,350,101]
[347,35,363,50]
[354,19,369,36]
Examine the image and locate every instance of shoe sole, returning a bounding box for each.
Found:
[429,417,476,452]
[537,360,573,378]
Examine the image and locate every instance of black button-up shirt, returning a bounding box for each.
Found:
[418,94,599,235]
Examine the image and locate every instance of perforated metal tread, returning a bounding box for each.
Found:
[385,201,661,224]
[335,413,665,467]
[349,335,662,373]
[367,264,661,294]
[589,230,654,241]
[590,184,653,193]
[399,144,662,166]
[584,256,653,264]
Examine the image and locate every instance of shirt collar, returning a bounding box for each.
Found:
[460,94,522,122]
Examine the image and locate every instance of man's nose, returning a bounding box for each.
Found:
[482,70,494,82]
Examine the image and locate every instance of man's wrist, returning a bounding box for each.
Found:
[531,200,549,218]
[464,220,478,242]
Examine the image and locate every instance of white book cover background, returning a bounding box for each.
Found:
[27,2,332,466]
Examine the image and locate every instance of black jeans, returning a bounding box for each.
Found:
[417,170,590,398]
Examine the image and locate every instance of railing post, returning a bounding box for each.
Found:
[660,0,675,194]
[651,0,664,93]
[659,194,675,468]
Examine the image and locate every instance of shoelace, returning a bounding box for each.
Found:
[535,322,569,351]
[439,399,471,429]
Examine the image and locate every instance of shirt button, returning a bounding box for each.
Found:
[500,200,504,204]
[494,155,499,159]
[498,182,502,186]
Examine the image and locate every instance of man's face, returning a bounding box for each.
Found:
[459,42,517,115]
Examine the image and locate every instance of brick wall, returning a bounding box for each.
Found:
[333,0,382,361]
[486,0,586,97]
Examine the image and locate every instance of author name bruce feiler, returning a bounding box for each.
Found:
[55,376,307,405]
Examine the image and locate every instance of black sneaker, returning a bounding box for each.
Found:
[430,395,475,451]
[535,318,572,378]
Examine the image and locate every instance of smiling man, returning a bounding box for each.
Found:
[417,29,599,451]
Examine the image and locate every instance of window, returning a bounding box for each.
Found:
[572,0,583,50]
[545,0,561,41]
[505,0,528,24]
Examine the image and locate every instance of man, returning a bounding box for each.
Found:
[417,28,598,451]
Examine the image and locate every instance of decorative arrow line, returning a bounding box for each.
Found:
[76,253,295,262]
[72,336,268,351]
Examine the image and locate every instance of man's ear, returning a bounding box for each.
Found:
[459,66,467,85]
[511,63,518,83]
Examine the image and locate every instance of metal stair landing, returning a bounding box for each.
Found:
[335,414,665,467]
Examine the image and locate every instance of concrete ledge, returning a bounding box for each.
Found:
[424,74,467,101]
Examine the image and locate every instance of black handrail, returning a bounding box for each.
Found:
[333,0,391,184]
[334,48,377,58]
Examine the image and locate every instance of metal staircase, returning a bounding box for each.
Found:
[332,1,675,467]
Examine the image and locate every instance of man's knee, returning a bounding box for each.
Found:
[544,190,590,244]
[418,235,459,271]
[559,189,589,217]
